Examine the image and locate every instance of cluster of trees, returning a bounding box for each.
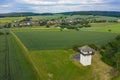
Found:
[39,20,48,26]
[21,17,32,21]
[59,19,91,31]
[2,23,12,28]
[100,35,120,71]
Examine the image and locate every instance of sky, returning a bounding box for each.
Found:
[0,0,120,13]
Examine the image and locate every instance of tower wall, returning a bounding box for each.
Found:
[80,54,92,66]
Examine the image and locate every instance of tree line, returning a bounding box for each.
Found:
[100,35,120,73]
[0,11,120,17]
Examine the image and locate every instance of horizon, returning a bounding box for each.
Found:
[0,0,120,13]
[1,10,120,14]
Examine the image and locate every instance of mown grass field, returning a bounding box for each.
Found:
[0,29,37,80]
[29,50,112,80]
[13,29,117,50]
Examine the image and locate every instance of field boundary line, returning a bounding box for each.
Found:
[10,30,41,80]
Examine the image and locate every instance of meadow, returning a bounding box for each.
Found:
[29,50,112,80]
[14,29,117,50]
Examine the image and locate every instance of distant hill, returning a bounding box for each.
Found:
[60,11,120,17]
[0,11,120,17]
[0,12,40,17]
[0,12,53,17]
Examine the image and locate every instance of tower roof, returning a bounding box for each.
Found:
[78,45,95,55]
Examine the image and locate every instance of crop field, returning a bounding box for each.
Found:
[0,30,37,80]
[14,29,117,50]
[0,17,25,24]
[82,23,120,33]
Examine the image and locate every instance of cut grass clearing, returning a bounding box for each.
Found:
[30,50,112,80]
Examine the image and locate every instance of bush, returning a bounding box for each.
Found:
[75,28,79,31]
[108,29,112,32]
[46,25,50,28]
[0,32,4,35]
[72,44,85,52]
[66,26,75,29]
[116,35,120,40]
[84,24,91,27]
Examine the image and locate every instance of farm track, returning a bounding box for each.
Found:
[4,31,12,80]
[0,30,12,80]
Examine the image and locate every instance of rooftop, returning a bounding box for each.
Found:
[78,45,96,55]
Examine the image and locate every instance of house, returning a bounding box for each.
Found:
[117,19,120,23]
[78,45,95,66]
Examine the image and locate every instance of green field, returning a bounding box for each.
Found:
[31,15,118,21]
[29,50,112,80]
[0,30,37,80]
[14,29,117,50]
[1,15,120,80]
[0,17,25,24]
[11,22,120,80]
[82,23,120,33]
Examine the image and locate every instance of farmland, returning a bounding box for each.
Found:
[0,17,25,24]
[14,29,117,50]
[82,23,120,33]
[11,22,120,80]
[0,29,37,80]
[31,14,118,21]
[0,13,120,80]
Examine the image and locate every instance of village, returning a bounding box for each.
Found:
[1,15,119,30]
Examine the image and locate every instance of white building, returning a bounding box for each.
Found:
[78,45,95,66]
